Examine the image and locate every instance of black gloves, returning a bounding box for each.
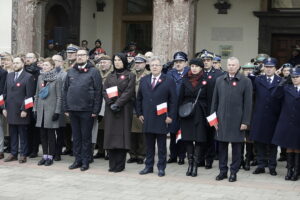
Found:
[110,104,121,113]
[52,113,60,121]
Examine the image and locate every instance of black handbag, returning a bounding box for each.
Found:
[178,88,202,118]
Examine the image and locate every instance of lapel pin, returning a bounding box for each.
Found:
[202,80,207,85]
[120,75,125,80]
[16,83,21,87]
[232,82,237,86]
[208,75,212,79]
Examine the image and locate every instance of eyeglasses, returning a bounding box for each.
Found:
[150,64,161,67]
[77,54,87,57]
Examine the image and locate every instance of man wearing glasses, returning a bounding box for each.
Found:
[63,49,102,171]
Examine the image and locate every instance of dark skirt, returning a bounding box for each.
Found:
[108,149,127,172]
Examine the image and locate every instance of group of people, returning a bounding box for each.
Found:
[0,42,299,183]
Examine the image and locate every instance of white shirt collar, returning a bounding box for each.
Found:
[266,75,274,82]
[151,73,161,82]
[15,68,23,77]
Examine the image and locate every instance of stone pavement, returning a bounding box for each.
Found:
[0,142,299,200]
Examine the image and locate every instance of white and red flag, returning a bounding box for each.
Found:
[176,129,182,143]
[106,86,118,98]
[206,112,218,127]
[0,95,4,106]
[24,97,34,109]
[156,102,167,115]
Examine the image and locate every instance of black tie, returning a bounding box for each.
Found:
[14,72,18,82]
[267,77,271,85]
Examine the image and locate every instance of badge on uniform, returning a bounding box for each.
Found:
[120,75,125,80]
[232,82,237,86]
[158,79,162,83]
[16,83,21,87]
[202,80,207,85]
[106,86,118,98]
[156,102,167,115]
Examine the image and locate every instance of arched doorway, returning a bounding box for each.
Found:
[44,5,69,53]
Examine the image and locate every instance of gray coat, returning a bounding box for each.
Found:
[211,72,253,142]
[34,73,62,129]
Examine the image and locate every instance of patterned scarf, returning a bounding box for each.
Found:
[41,68,58,82]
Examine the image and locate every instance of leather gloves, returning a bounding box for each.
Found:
[110,104,121,113]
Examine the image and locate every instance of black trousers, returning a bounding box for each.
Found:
[204,127,216,163]
[96,129,105,154]
[145,133,167,170]
[28,112,40,155]
[55,127,65,156]
[9,124,28,157]
[40,128,56,155]
[218,141,242,174]
[255,142,277,169]
[169,133,186,159]
[186,141,205,162]
[129,132,146,159]
[69,111,94,165]
[108,149,127,171]
[64,123,72,152]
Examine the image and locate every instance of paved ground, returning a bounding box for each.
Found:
[0,142,299,200]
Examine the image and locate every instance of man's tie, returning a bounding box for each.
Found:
[267,77,272,85]
[151,77,156,89]
[14,72,18,82]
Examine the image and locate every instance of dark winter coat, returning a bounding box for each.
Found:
[103,70,136,150]
[211,72,253,142]
[136,73,177,134]
[249,75,282,144]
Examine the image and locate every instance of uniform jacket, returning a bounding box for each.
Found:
[3,70,35,125]
[272,84,300,149]
[33,71,62,129]
[249,75,282,144]
[103,70,136,150]
[63,62,102,114]
[136,73,177,134]
[211,72,253,142]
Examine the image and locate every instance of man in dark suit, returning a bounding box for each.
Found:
[64,49,102,171]
[137,56,177,177]
[0,65,8,159]
[249,58,282,176]
[200,50,224,169]
[2,56,35,163]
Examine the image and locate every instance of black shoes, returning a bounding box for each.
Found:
[197,161,205,167]
[253,168,265,174]
[69,162,82,170]
[93,152,105,159]
[62,149,72,155]
[269,169,277,176]
[216,173,228,181]
[45,159,53,166]
[80,164,89,171]
[127,158,137,163]
[229,173,237,182]
[178,158,185,165]
[243,159,251,171]
[167,158,177,163]
[205,162,212,169]
[136,159,144,164]
[38,158,46,166]
[139,168,153,175]
[158,170,165,177]
[29,153,38,158]
[54,155,61,161]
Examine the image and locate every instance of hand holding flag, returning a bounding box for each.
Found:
[207,112,218,127]
[24,97,34,109]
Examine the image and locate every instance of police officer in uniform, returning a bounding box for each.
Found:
[199,50,224,169]
[166,52,189,165]
[249,58,282,176]
[127,54,149,164]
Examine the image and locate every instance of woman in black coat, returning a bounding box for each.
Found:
[103,53,136,173]
[178,58,208,177]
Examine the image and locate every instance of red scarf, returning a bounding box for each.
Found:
[187,70,203,87]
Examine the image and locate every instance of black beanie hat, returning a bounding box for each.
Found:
[189,58,204,68]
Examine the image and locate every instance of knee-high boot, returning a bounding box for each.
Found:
[192,145,200,177]
[186,153,193,176]
[291,153,300,181]
[285,153,294,180]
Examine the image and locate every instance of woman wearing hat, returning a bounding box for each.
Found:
[178,58,208,177]
[33,58,62,166]
[272,67,300,181]
[103,53,136,172]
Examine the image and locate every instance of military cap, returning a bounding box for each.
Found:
[200,50,214,60]
[290,67,300,76]
[66,44,79,53]
[213,54,221,62]
[256,53,269,62]
[282,63,293,69]
[241,62,256,69]
[134,54,147,63]
[173,51,188,61]
[263,57,277,67]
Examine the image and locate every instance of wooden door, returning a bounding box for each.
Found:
[271,34,300,66]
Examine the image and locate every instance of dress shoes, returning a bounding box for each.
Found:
[127,158,137,163]
[252,168,265,174]
[69,162,82,170]
[80,164,89,171]
[167,158,177,163]
[54,155,61,161]
[269,169,277,176]
[93,152,105,159]
[19,156,27,163]
[136,159,144,164]
[158,170,165,177]
[197,161,205,167]
[29,153,38,158]
[62,149,72,155]
[228,173,237,182]
[45,159,53,166]
[139,168,153,175]
[38,158,47,166]
[205,162,213,169]
[250,160,258,166]
[0,153,4,159]
[178,158,185,165]
[216,173,228,181]
[4,154,17,162]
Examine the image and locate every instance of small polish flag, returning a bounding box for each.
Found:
[106,86,118,98]
[0,95,4,106]
[176,129,182,143]
[156,102,167,115]
[24,97,34,109]
[206,112,218,127]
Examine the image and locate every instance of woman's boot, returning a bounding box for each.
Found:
[291,153,300,181]
[285,153,294,180]
[186,153,193,176]
[192,146,200,177]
